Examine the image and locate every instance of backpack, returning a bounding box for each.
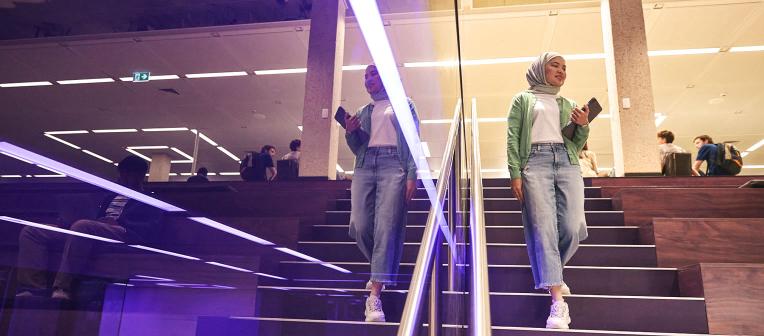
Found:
[715,143,743,175]
[239,152,257,181]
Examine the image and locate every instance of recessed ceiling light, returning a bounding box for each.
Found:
[254,68,307,75]
[729,45,764,53]
[216,146,240,161]
[45,130,89,135]
[744,139,764,153]
[648,48,720,56]
[336,164,344,173]
[142,127,189,132]
[342,65,369,71]
[125,148,152,162]
[0,81,54,88]
[170,147,194,161]
[92,129,138,133]
[56,78,115,85]
[82,150,114,163]
[185,71,248,78]
[127,146,169,150]
[44,134,81,149]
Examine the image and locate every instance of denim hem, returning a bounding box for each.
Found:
[370,277,396,286]
[536,281,564,290]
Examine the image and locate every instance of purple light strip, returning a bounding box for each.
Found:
[205,261,254,273]
[0,141,351,274]
[0,142,183,212]
[275,247,351,274]
[189,217,274,246]
[254,272,288,281]
[0,216,123,243]
[346,0,454,254]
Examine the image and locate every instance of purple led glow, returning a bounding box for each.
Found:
[346,0,454,255]
[205,261,254,273]
[0,216,123,243]
[189,217,274,246]
[275,247,351,274]
[254,272,287,281]
[0,142,184,212]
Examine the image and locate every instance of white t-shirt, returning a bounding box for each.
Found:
[368,100,398,148]
[531,94,564,144]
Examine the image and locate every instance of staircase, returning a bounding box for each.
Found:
[196,179,712,335]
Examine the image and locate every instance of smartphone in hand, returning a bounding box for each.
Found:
[334,106,348,129]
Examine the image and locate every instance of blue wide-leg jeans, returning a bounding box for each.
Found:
[349,146,407,285]
[521,143,588,290]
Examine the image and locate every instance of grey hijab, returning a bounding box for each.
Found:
[526,52,563,95]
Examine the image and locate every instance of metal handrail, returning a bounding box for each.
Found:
[468,98,492,335]
[397,99,463,336]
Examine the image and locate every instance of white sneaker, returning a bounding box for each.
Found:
[546,300,571,329]
[51,289,71,300]
[364,295,386,322]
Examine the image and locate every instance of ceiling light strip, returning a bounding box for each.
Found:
[744,139,764,153]
[217,146,240,161]
[127,145,169,150]
[142,127,189,132]
[254,68,307,75]
[43,134,81,149]
[82,150,114,163]
[185,71,248,78]
[125,148,153,162]
[729,45,764,53]
[0,81,53,88]
[45,130,89,135]
[170,147,194,161]
[92,129,138,133]
[648,48,720,56]
[57,78,115,85]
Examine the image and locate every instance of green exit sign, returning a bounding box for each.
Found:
[133,72,151,82]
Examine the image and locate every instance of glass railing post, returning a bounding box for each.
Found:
[429,233,442,336]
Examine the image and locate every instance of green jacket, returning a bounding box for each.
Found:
[506,91,590,180]
[345,99,420,181]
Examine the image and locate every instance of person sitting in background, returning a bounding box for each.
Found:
[186,167,209,182]
[692,135,729,176]
[15,155,163,300]
[281,139,301,162]
[579,143,607,177]
[256,145,277,181]
[657,130,686,170]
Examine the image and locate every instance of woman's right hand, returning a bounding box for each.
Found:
[510,178,524,205]
[345,114,360,133]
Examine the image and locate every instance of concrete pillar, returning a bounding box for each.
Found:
[148,154,171,182]
[601,0,662,176]
[298,0,346,179]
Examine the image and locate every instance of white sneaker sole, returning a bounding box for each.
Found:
[546,320,570,329]
[365,312,386,322]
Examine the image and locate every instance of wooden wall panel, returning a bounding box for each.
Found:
[679,263,764,336]
[654,218,764,267]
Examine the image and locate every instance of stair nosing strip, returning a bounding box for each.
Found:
[297,241,655,248]
[313,225,639,229]
[223,318,713,336]
[278,261,677,271]
[257,286,702,300]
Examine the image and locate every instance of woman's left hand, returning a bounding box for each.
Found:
[571,105,590,126]
[405,180,417,204]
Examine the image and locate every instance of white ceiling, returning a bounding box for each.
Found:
[0,0,763,180]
